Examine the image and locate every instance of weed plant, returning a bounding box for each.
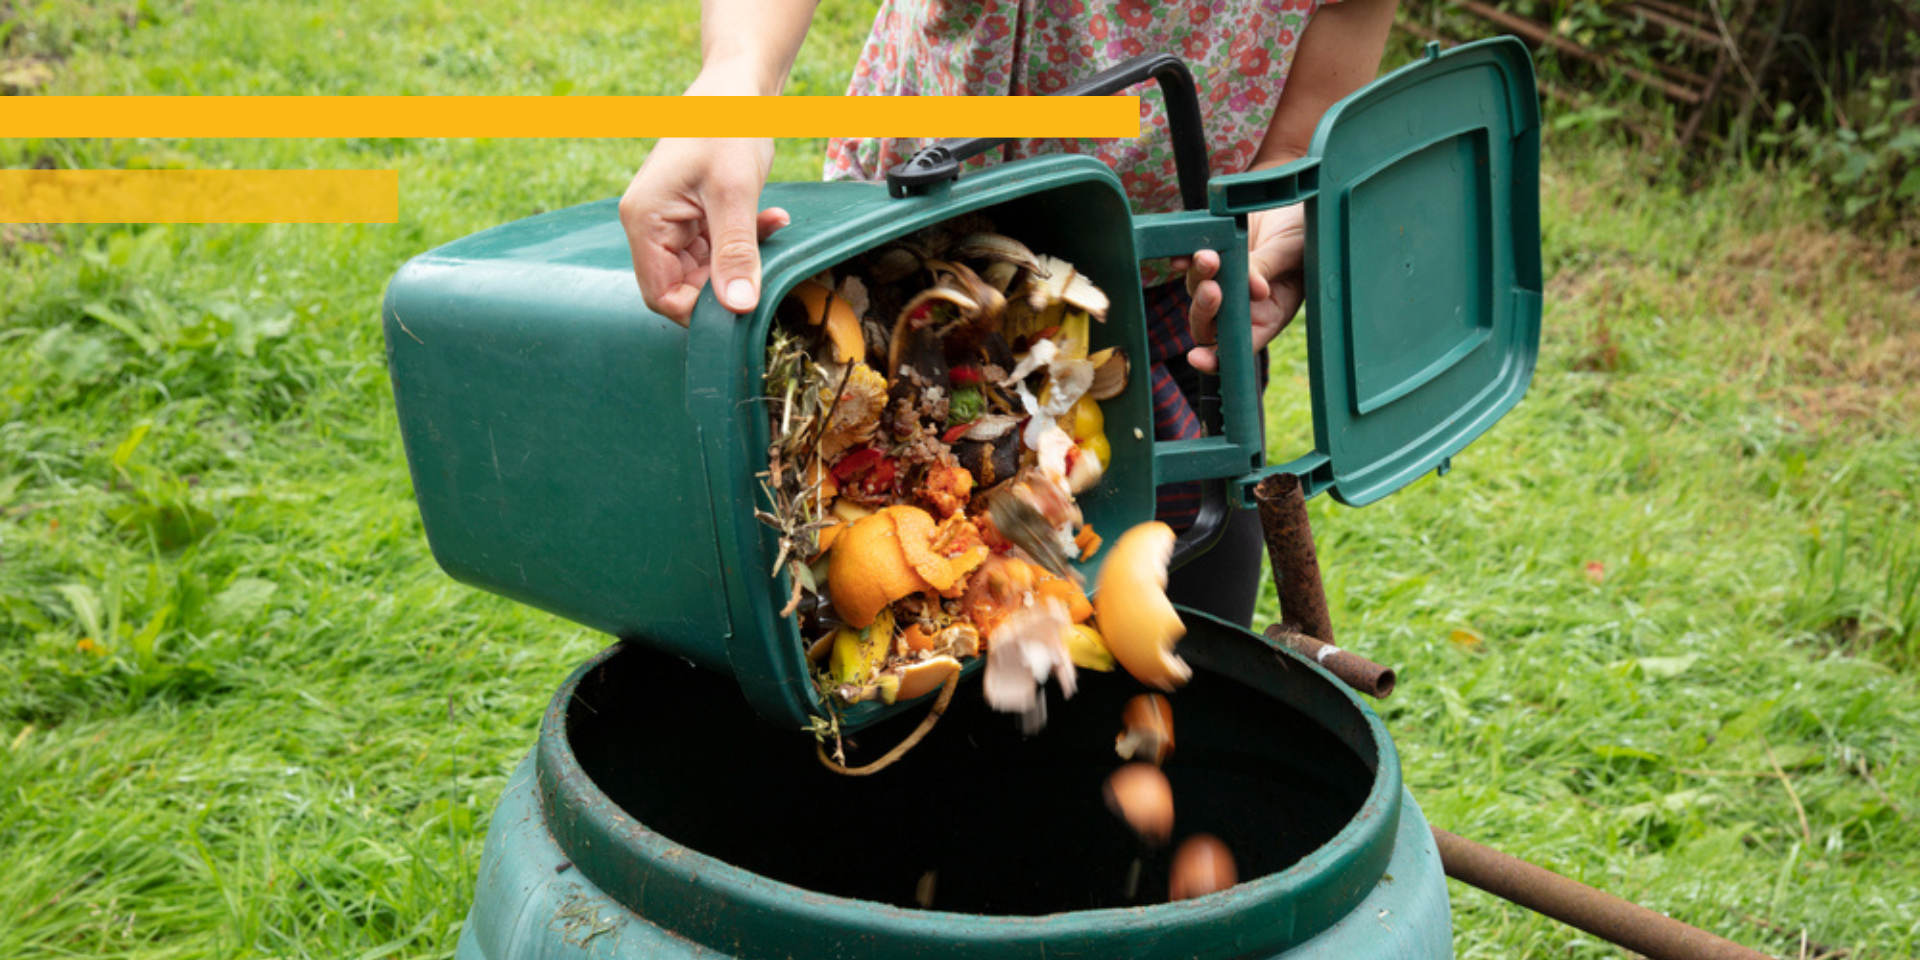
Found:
[2,1,1916,957]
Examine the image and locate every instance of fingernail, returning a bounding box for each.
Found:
[726,278,755,311]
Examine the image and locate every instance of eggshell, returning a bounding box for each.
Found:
[1103,762,1173,845]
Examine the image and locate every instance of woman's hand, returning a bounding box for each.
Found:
[618,135,789,325]
[1180,203,1307,374]
[617,0,821,325]
[1182,0,1395,370]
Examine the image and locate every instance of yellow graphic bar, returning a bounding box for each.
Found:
[2,96,1141,138]
[0,170,399,223]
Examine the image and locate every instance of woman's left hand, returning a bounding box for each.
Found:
[1179,203,1308,374]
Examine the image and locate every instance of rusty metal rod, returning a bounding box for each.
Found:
[1253,473,1334,644]
[1432,828,1776,960]
[1263,625,1397,699]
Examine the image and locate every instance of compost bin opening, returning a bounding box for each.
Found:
[741,179,1158,734]
[564,624,1376,916]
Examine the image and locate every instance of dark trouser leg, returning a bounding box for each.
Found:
[1143,279,1269,629]
[1166,502,1264,629]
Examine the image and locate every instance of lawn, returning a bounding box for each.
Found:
[2,1,1916,957]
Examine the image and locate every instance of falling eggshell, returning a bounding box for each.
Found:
[1103,762,1173,846]
[1115,693,1174,766]
[1092,522,1189,690]
[1168,834,1238,901]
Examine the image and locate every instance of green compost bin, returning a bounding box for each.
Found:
[389,37,1543,960]
[455,614,1453,960]
[382,39,1541,734]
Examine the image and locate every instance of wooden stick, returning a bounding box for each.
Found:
[1448,0,1706,104]
[1625,1,1729,50]
[1634,0,1716,28]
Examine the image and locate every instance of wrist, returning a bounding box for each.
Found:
[690,53,789,97]
[1248,150,1306,173]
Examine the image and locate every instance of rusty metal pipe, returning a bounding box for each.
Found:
[1432,828,1776,960]
[1253,473,1334,644]
[1263,625,1397,699]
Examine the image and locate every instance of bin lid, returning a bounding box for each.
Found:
[1213,38,1542,506]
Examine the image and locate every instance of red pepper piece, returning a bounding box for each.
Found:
[830,447,885,482]
[830,446,898,500]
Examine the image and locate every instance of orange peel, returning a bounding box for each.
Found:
[890,655,962,702]
[1073,524,1103,561]
[1035,572,1093,623]
[1092,522,1189,690]
[824,293,866,364]
[793,280,832,325]
[826,505,988,629]
[827,512,932,629]
[900,622,935,654]
[883,505,986,594]
[791,280,866,364]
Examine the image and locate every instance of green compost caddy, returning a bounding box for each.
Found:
[384,40,1541,960]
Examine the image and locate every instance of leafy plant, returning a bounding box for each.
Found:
[1764,76,1920,229]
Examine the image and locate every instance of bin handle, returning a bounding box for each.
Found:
[886,52,1210,212]
[1130,210,1265,566]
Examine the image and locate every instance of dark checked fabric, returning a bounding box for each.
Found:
[1142,279,1270,628]
[1142,279,1269,534]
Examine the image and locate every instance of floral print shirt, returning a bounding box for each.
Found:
[825,0,1338,222]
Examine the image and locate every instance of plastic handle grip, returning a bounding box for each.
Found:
[1131,211,1264,566]
[886,53,1210,210]
[1207,156,1322,219]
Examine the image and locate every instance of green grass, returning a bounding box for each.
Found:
[3,2,1917,957]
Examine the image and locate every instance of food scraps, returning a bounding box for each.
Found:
[760,217,1156,733]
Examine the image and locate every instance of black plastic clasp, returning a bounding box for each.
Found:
[884,53,1210,211]
[887,142,1005,198]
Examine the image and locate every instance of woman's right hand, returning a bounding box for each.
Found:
[618,2,821,323]
[619,135,790,325]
